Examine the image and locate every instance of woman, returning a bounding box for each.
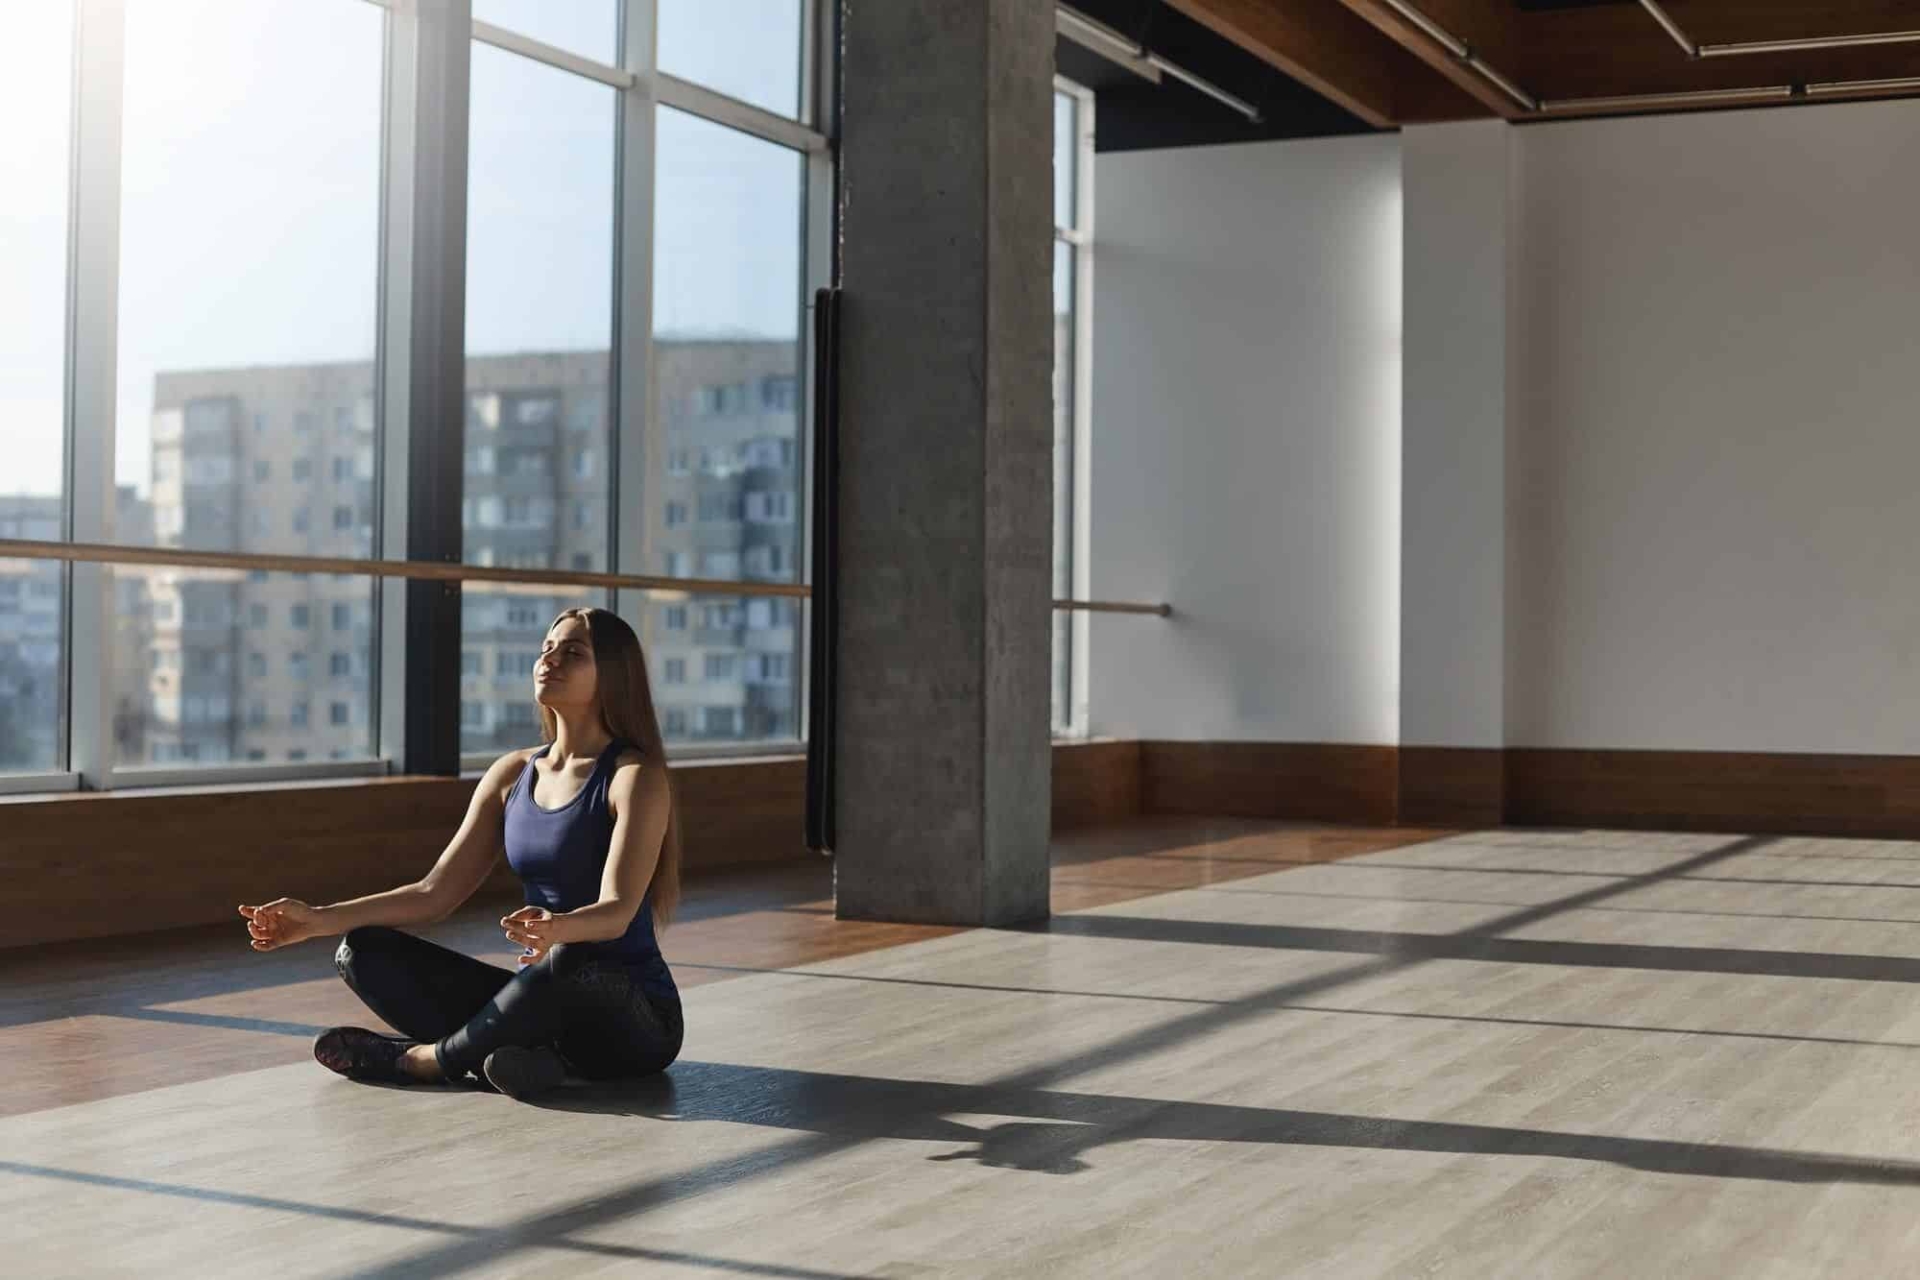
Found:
[237,607,684,1101]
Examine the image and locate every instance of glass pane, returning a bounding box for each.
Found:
[112,567,377,767]
[117,0,383,557]
[0,555,64,772]
[1,0,74,509]
[642,593,800,746]
[1052,241,1076,734]
[464,44,616,754]
[460,587,604,756]
[0,2,73,773]
[657,0,804,120]
[653,108,805,747]
[1054,91,1076,233]
[112,0,382,774]
[472,0,618,66]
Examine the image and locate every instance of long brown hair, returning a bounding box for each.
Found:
[537,607,682,926]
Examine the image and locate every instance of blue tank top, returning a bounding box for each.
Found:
[504,739,679,1003]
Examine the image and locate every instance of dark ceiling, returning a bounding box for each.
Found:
[1055,0,1380,152]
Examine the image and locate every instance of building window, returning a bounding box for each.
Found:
[249,603,268,629]
[248,652,266,678]
[253,461,270,482]
[462,650,482,676]
[290,604,310,629]
[292,508,310,534]
[668,450,690,477]
[333,505,353,530]
[698,494,742,523]
[291,701,310,728]
[703,653,735,681]
[663,658,686,684]
[289,652,309,681]
[573,449,594,478]
[746,491,794,523]
[498,651,538,678]
[571,552,592,571]
[330,652,351,677]
[664,709,688,736]
[332,603,352,630]
[507,603,540,629]
[663,606,687,631]
[330,701,349,726]
[333,457,352,482]
[664,501,687,528]
[761,375,797,411]
[701,706,737,735]
[461,700,487,729]
[247,701,267,727]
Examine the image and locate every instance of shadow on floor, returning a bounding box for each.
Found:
[520,1058,1920,1187]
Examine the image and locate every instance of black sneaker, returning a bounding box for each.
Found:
[313,1026,417,1084]
[482,1045,570,1100]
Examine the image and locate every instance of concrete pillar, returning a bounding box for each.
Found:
[1399,120,1512,825]
[832,0,1054,925]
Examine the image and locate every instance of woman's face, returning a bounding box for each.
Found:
[533,616,598,712]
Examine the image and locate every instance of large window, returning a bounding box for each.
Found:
[649,107,807,747]
[1053,81,1094,737]
[1,2,830,789]
[0,2,75,775]
[657,1,806,120]
[107,0,384,771]
[460,41,618,757]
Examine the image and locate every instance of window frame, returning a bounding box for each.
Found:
[1053,74,1095,742]
[13,0,836,793]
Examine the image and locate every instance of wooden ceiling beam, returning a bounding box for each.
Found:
[1164,0,1490,128]
[1332,0,1530,119]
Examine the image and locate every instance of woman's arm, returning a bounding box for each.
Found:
[314,751,529,935]
[526,754,669,945]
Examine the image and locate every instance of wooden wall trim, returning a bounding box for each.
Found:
[1505,747,1920,840]
[1142,741,1399,825]
[17,741,1920,948]
[1399,746,1504,828]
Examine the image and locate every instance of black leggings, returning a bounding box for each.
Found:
[333,926,683,1082]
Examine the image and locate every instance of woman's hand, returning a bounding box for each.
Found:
[502,906,560,966]
[239,899,324,951]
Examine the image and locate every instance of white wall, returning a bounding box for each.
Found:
[1401,120,1511,749]
[1087,135,1402,743]
[1509,99,1920,753]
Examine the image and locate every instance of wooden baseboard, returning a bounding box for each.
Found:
[1052,739,1143,829]
[17,739,1920,948]
[1505,747,1920,840]
[1399,747,1504,827]
[1141,741,1399,825]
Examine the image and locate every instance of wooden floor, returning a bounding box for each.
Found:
[17,820,1920,1274]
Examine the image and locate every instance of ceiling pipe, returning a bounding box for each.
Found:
[1701,29,1920,58]
[1148,55,1265,122]
[1538,84,1796,115]
[1806,75,1920,98]
[1375,0,1539,111]
[1055,4,1161,84]
[1377,0,1920,121]
[1635,0,1698,58]
[1636,1,1920,60]
[1054,2,1263,123]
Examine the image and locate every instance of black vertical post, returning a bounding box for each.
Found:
[397,0,470,777]
[805,287,842,854]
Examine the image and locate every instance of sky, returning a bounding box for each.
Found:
[0,0,805,500]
